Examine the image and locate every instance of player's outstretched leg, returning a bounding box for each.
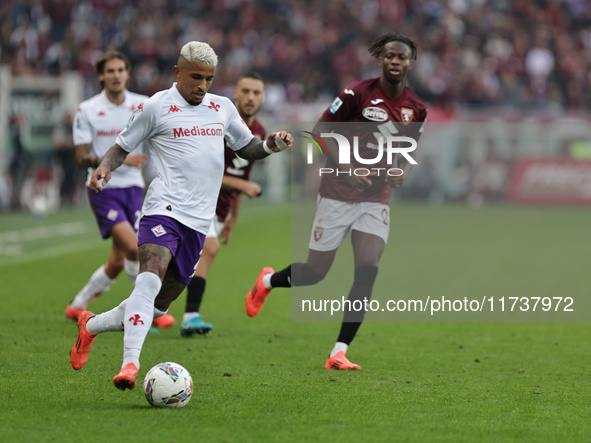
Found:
[70,310,97,370]
[65,265,114,321]
[245,267,275,317]
[325,351,362,371]
[113,363,139,390]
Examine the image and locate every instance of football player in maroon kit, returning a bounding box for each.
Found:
[181,73,266,336]
[245,33,427,370]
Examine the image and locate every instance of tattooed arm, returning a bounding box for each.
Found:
[236,130,292,160]
[89,144,129,192]
[75,143,102,169]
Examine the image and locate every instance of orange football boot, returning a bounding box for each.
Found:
[152,313,175,328]
[65,303,85,321]
[113,362,139,390]
[324,351,362,370]
[245,267,274,317]
[70,311,97,370]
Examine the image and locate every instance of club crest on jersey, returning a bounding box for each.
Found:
[107,209,118,221]
[313,226,324,242]
[151,224,167,237]
[329,97,343,114]
[362,107,388,122]
[401,108,414,125]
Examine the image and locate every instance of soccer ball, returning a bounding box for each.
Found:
[143,362,193,408]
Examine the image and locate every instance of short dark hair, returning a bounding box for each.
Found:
[94,48,131,88]
[240,72,263,82]
[368,33,417,61]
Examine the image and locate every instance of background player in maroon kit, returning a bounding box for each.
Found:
[181,73,266,336]
[245,33,427,370]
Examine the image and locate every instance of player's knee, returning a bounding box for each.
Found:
[122,242,139,261]
[292,263,325,286]
[105,259,124,276]
[203,241,219,259]
[354,265,378,287]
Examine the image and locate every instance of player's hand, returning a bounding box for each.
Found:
[348,171,379,192]
[386,169,405,188]
[266,131,293,152]
[123,153,147,168]
[242,181,262,199]
[219,218,236,245]
[90,167,111,193]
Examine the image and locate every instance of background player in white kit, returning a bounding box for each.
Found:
[65,49,174,330]
[69,41,292,391]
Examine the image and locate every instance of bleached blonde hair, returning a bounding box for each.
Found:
[179,41,218,66]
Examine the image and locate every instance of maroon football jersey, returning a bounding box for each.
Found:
[215,118,266,221]
[319,77,428,204]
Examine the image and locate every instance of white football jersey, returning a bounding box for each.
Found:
[73,89,147,188]
[116,83,254,233]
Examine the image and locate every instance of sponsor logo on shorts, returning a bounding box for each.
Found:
[151,224,167,237]
[313,226,324,241]
[107,209,118,221]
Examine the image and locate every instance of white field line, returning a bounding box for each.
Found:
[0,222,88,243]
[0,206,291,267]
[0,238,105,267]
[0,221,102,267]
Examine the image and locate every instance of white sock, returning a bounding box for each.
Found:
[124,259,139,286]
[182,312,200,322]
[153,307,167,319]
[122,272,162,370]
[263,273,273,290]
[330,342,348,358]
[86,300,127,334]
[86,301,170,335]
[71,265,115,309]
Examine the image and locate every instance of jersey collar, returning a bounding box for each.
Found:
[170,83,215,109]
[100,89,129,108]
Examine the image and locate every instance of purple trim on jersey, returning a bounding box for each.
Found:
[137,215,205,285]
[215,118,265,221]
[87,186,143,239]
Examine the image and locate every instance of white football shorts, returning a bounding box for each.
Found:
[205,218,224,239]
[308,196,390,251]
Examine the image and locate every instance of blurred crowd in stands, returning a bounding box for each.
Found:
[3,0,591,111]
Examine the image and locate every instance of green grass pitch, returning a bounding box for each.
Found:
[0,202,590,442]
